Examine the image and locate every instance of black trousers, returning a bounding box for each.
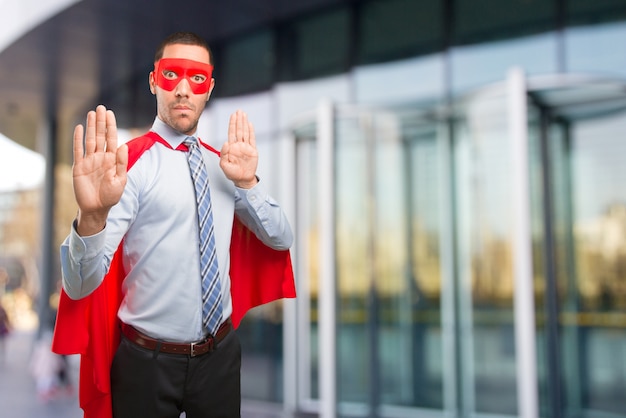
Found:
[111,330,241,418]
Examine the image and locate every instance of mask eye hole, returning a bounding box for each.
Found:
[190,74,207,84]
[162,70,179,80]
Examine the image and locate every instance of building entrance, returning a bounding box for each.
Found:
[292,72,626,418]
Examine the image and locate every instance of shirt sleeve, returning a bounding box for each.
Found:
[234,178,293,251]
[60,161,140,301]
[60,222,112,300]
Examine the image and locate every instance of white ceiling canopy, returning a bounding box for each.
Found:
[0,132,45,192]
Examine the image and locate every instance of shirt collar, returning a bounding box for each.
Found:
[150,117,196,149]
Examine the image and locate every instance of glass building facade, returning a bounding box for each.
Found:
[195,1,626,417]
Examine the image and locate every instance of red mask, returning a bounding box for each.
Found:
[153,58,213,94]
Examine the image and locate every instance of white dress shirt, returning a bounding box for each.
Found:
[60,117,293,342]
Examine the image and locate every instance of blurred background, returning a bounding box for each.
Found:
[1,0,626,417]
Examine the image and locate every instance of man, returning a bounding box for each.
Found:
[52,32,294,418]
[0,301,10,363]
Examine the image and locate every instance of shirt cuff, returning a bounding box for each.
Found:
[236,178,269,208]
[68,219,107,262]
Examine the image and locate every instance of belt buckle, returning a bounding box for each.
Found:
[190,337,213,357]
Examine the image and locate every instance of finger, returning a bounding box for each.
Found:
[105,110,118,154]
[236,110,245,142]
[73,124,85,164]
[248,120,256,148]
[95,105,107,152]
[84,110,97,155]
[228,112,237,143]
[116,143,129,178]
[240,111,250,143]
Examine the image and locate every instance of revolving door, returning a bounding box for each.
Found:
[292,72,626,418]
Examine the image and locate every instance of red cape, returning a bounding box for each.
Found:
[51,132,295,418]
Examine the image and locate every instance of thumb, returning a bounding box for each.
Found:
[220,141,230,156]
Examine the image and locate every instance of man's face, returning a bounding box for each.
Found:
[149,44,215,136]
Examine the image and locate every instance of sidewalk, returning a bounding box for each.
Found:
[0,330,288,418]
[0,330,81,418]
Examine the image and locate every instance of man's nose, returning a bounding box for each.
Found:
[175,78,191,96]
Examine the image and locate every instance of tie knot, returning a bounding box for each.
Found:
[183,136,197,149]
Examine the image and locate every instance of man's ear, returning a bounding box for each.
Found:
[206,78,215,102]
[149,72,156,95]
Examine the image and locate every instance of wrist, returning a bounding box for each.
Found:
[235,175,258,189]
[76,210,108,236]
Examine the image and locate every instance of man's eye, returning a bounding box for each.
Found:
[162,70,178,80]
[191,74,207,84]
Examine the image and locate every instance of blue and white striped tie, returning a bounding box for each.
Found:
[183,137,223,336]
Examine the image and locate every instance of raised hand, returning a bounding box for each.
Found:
[73,105,128,236]
[219,110,258,189]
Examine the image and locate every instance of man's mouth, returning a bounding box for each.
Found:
[173,102,193,111]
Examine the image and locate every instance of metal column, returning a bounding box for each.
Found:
[508,67,539,418]
[317,98,336,418]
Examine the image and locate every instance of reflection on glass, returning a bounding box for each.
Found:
[527,95,626,418]
[293,126,319,402]
[451,33,558,94]
[333,107,444,414]
[335,115,371,408]
[294,79,626,418]
[454,91,518,415]
[557,113,626,416]
[239,137,290,403]
[565,22,626,78]
[404,121,444,409]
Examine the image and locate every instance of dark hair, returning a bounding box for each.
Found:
[154,32,213,64]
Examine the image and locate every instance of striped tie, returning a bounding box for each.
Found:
[183,137,223,336]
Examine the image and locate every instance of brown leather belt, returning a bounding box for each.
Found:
[121,318,232,357]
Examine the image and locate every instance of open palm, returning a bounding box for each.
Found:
[73,105,128,235]
[219,110,258,189]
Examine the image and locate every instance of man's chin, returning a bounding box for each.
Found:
[172,117,197,135]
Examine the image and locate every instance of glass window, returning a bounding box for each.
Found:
[563,113,626,416]
[290,7,351,79]
[333,106,445,414]
[293,123,319,403]
[566,0,626,26]
[354,54,446,105]
[453,90,519,415]
[357,0,444,64]
[451,33,559,94]
[525,99,626,418]
[239,315,286,402]
[565,21,626,78]
[334,113,371,408]
[399,116,445,409]
[453,0,556,45]
[238,128,292,404]
[216,29,274,97]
